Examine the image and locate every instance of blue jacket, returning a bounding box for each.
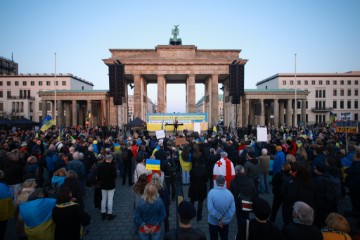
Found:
[207,186,235,225]
[134,197,166,227]
[46,150,58,173]
[273,151,286,174]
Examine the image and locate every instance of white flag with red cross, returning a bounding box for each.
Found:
[213,157,235,189]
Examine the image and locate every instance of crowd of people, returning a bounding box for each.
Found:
[0,124,359,240]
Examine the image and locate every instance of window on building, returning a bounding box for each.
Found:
[82,86,84,90]
[47,102,51,111]
[306,101,308,109]
[62,81,66,86]
[355,89,358,96]
[0,102,3,112]
[340,100,344,109]
[333,89,337,96]
[319,80,323,85]
[319,90,322,98]
[316,90,318,98]
[326,80,330,85]
[333,100,337,109]
[15,81,19,86]
[30,102,33,112]
[348,80,351,85]
[7,91,11,97]
[347,101,352,109]
[39,102,42,110]
[333,80,337,85]
[23,81,27,86]
[355,100,358,109]
[304,80,308,85]
[323,90,326,98]
[348,89,351,96]
[340,80,344,85]
[355,80,359,85]
[312,80,315,85]
[315,101,319,109]
[355,114,359,121]
[7,81,11,86]
[340,89,344,96]
[19,90,22,98]
[0,91,3,98]
[297,80,300,85]
[39,81,43,86]
[0,81,2,86]
[282,80,286,85]
[290,80,294,85]
[46,81,50,86]
[31,81,35,86]
[55,81,58,86]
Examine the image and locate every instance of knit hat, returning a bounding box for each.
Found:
[216,175,225,187]
[178,201,196,221]
[252,197,271,221]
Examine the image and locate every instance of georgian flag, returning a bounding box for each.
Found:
[213,157,235,189]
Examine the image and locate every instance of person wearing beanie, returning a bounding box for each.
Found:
[207,175,236,239]
[273,145,286,175]
[236,197,284,240]
[164,201,206,240]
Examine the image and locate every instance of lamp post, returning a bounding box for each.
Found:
[294,53,297,127]
[54,53,57,126]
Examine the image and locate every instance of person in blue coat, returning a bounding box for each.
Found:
[273,146,286,175]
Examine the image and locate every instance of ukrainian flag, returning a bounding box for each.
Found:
[57,126,64,141]
[329,111,336,123]
[146,159,160,171]
[213,125,217,134]
[0,183,15,222]
[19,198,56,240]
[39,115,55,132]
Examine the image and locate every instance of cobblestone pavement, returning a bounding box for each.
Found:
[5,176,359,240]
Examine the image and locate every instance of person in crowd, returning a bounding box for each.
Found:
[321,212,351,240]
[52,185,91,240]
[134,183,166,240]
[311,145,326,176]
[23,156,42,186]
[345,148,360,222]
[273,146,285,175]
[230,165,257,235]
[237,197,284,240]
[179,144,192,185]
[188,144,208,222]
[150,173,170,233]
[88,154,104,210]
[134,155,152,184]
[207,147,218,189]
[67,151,86,188]
[213,152,235,190]
[19,188,56,240]
[16,178,37,205]
[207,175,236,240]
[121,143,134,186]
[164,200,206,240]
[269,162,293,223]
[49,167,67,196]
[133,173,148,210]
[244,151,260,195]
[282,201,323,240]
[62,170,84,209]
[282,165,316,225]
[162,151,177,201]
[258,148,271,194]
[3,150,24,202]
[97,154,117,220]
[0,170,15,240]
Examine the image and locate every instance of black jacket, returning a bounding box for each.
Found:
[229,175,257,213]
[97,162,117,190]
[282,222,322,240]
[164,227,206,240]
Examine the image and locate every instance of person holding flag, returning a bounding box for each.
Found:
[36,115,55,138]
[213,152,235,190]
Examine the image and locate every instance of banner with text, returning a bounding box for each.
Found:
[146,113,208,131]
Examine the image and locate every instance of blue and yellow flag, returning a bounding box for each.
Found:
[146,159,160,171]
[329,111,336,123]
[39,115,55,132]
[212,125,217,134]
[57,126,64,141]
[0,183,15,221]
[19,198,56,240]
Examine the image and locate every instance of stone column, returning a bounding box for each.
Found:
[101,99,106,126]
[301,100,306,124]
[57,100,63,127]
[244,99,249,126]
[42,100,47,119]
[210,74,219,125]
[79,104,84,126]
[236,96,243,127]
[186,74,196,113]
[249,100,254,126]
[260,99,265,126]
[65,102,71,127]
[86,100,92,127]
[157,75,166,113]
[286,99,292,127]
[279,100,285,126]
[133,74,142,118]
[72,100,77,126]
[51,101,56,121]
[273,99,279,128]
[293,100,297,127]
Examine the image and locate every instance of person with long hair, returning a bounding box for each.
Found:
[321,212,351,240]
[52,186,91,240]
[134,183,166,240]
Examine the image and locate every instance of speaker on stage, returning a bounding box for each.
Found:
[229,64,245,104]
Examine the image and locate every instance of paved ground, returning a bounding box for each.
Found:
[5,176,360,240]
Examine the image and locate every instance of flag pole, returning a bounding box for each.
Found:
[54,53,57,126]
[294,53,297,127]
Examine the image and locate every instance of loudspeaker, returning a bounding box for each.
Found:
[229,64,245,104]
[109,65,116,96]
[108,64,125,105]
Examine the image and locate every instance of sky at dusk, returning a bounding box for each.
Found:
[1,0,360,113]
